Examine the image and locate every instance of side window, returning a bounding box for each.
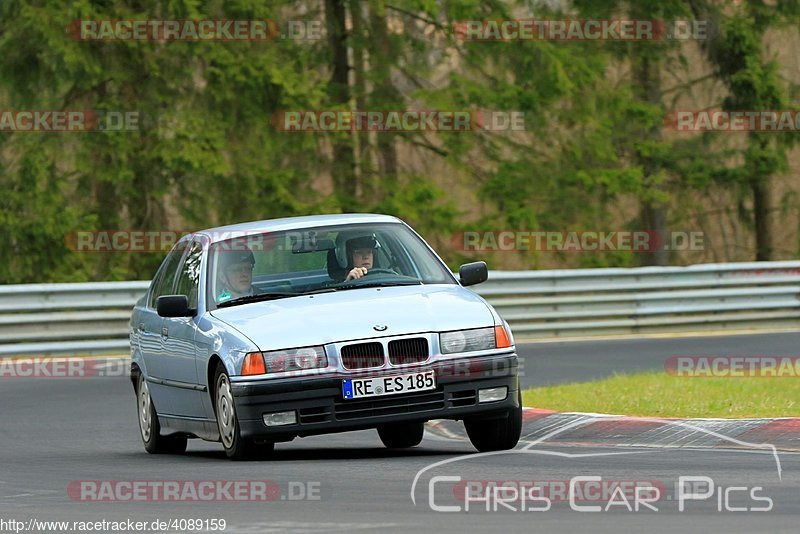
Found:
[175,241,203,310]
[148,269,166,309]
[149,242,188,308]
[383,237,415,277]
[373,233,395,270]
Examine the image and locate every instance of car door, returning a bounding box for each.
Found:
[140,241,188,415]
[161,239,206,418]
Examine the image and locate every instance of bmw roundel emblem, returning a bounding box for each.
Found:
[373,324,388,332]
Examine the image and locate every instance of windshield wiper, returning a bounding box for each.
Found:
[216,292,300,308]
[216,288,339,308]
[337,280,422,290]
[300,287,338,294]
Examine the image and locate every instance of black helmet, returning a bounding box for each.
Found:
[335,231,379,268]
[346,235,378,253]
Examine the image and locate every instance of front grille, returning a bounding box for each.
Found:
[298,406,331,424]
[451,389,477,407]
[388,337,429,365]
[335,390,445,420]
[340,342,385,369]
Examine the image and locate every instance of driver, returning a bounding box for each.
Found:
[216,249,257,302]
[344,235,377,281]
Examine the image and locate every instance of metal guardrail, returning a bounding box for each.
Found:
[0,281,149,356]
[485,261,800,337]
[1,261,799,356]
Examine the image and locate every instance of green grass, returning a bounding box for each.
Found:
[522,372,800,418]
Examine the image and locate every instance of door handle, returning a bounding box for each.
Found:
[161,327,169,338]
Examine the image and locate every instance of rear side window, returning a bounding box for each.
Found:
[149,242,188,308]
[174,240,203,309]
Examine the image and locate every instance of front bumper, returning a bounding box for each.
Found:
[231,352,519,440]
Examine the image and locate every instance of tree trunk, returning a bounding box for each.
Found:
[350,1,372,202]
[325,0,357,209]
[367,0,399,198]
[633,53,668,266]
[752,175,772,260]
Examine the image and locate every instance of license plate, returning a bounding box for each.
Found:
[342,370,435,400]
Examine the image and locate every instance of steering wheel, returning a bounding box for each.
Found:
[364,268,398,276]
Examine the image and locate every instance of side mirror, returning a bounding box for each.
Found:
[156,295,194,317]
[459,261,488,287]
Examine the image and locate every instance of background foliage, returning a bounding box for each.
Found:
[0,0,797,283]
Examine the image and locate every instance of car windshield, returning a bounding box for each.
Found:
[207,222,456,308]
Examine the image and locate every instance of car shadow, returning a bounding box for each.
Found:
[183,445,467,461]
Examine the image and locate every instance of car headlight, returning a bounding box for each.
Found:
[242,346,327,375]
[440,327,502,354]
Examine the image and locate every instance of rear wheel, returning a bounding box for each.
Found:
[213,364,274,460]
[464,390,522,452]
[377,421,425,448]
[136,374,187,454]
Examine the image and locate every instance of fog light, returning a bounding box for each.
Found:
[478,386,508,403]
[263,411,297,427]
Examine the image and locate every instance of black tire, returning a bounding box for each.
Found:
[377,421,425,448]
[136,373,188,454]
[213,364,274,461]
[464,390,522,452]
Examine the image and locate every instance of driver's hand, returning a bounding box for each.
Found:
[345,267,368,281]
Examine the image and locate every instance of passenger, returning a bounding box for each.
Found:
[216,249,256,302]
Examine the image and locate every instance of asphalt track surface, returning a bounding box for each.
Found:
[518,331,800,387]
[2,332,800,533]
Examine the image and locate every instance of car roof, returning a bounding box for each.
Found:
[188,213,404,244]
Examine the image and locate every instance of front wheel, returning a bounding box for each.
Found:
[213,364,274,461]
[464,390,522,452]
[377,421,425,448]
[136,373,187,454]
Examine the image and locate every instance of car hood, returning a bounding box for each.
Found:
[209,284,494,351]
